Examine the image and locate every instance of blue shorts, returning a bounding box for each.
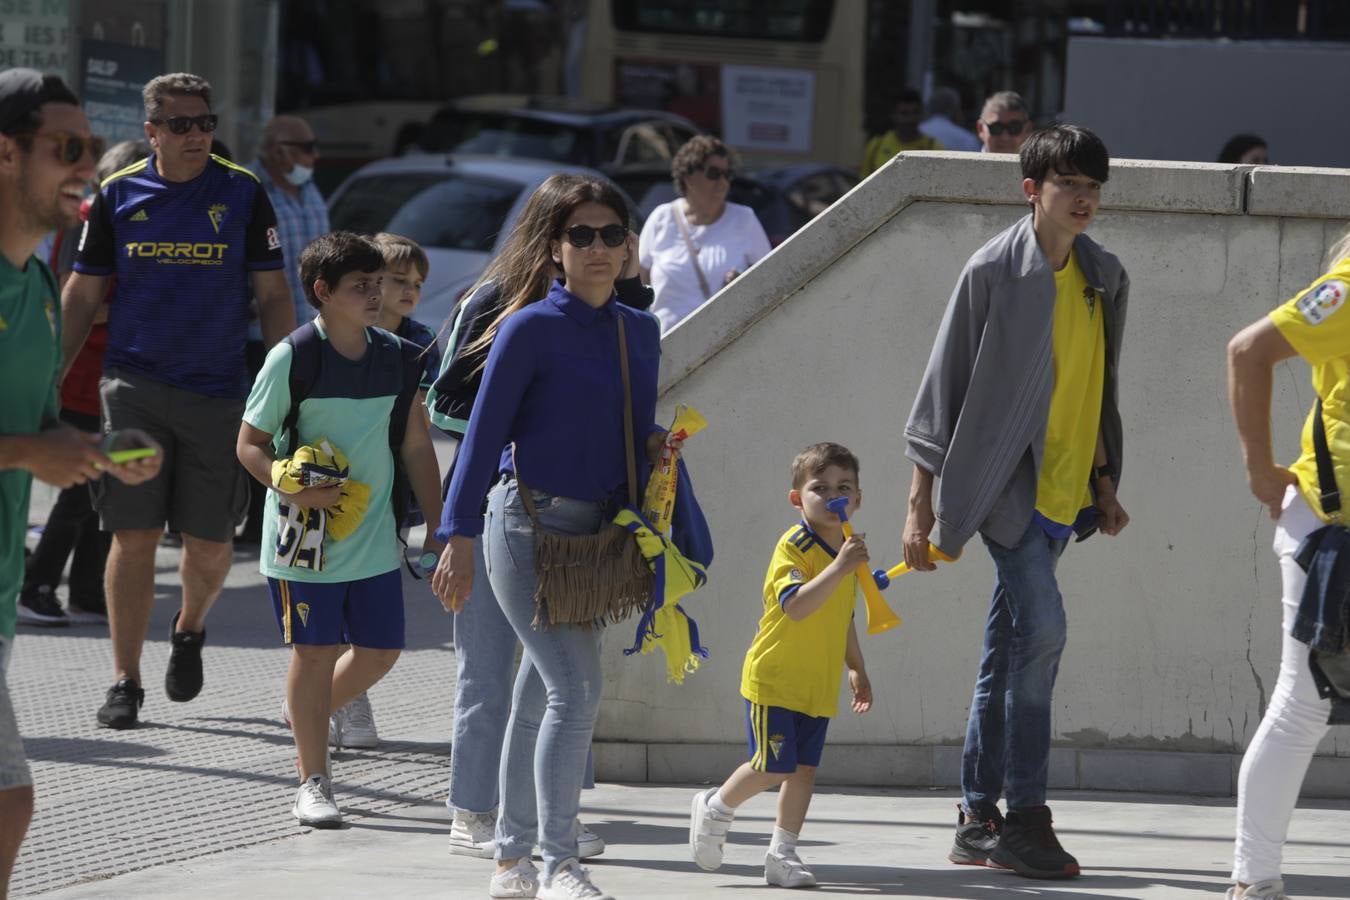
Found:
[267,569,405,649]
[745,700,830,773]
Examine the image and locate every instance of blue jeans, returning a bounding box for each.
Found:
[962,519,1068,812]
[484,478,605,876]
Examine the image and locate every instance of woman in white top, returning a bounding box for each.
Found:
[639,135,771,334]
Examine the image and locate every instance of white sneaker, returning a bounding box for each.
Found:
[1227,880,1289,900]
[490,859,540,898]
[689,788,733,871]
[340,692,379,748]
[765,848,817,888]
[538,860,613,899]
[279,699,347,751]
[449,808,498,858]
[292,774,342,828]
[576,819,605,859]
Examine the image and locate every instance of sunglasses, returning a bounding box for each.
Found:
[151,114,219,135]
[563,224,627,249]
[17,131,106,165]
[984,119,1028,136]
[696,165,733,181]
[277,139,319,154]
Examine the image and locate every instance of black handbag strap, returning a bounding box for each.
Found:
[514,311,638,524]
[1312,398,1342,517]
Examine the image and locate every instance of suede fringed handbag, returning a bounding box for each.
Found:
[513,314,654,628]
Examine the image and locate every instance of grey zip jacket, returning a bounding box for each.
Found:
[904,214,1128,555]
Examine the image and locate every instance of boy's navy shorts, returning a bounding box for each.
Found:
[267,569,404,649]
[745,700,830,773]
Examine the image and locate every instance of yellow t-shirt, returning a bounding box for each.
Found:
[1269,257,1350,523]
[740,522,857,719]
[1035,249,1107,527]
[860,131,944,177]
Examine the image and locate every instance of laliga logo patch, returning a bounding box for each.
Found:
[296,602,311,627]
[768,733,785,760]
[1297,279,1345,326]
[789,568,803,583]
[207,203,228,234]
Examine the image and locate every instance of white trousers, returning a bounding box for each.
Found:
[1232,487,1333,884]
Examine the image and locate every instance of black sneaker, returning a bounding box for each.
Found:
[97,678,145,729]
[17,584,69,627]
[165,611,206,702]
[949,801,1004,866]
[66,597,109,625]
[987,805,1080,879]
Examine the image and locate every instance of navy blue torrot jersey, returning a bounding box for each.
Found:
[75,153,285,398]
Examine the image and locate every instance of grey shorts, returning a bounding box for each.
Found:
[97,368,248,542]
[0,638,33,791]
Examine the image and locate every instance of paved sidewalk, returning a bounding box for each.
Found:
[10,485,1350,899]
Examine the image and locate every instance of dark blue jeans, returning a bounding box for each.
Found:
[962,519,1069,812]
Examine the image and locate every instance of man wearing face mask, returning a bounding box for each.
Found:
[236,116,330,546]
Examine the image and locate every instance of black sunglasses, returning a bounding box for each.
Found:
[984,119,1027,136]
[151,114,219,135]
[696,165,733,181]
[18,131,106,165]
[277,139,319,153]
[563,224,627,249]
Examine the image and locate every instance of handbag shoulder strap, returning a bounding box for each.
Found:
[511,309,640,521]
[673,202,713,301]
[1312,398,1342,517]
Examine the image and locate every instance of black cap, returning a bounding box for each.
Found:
[0,68,79,135]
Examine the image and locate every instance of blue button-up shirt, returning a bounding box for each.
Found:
[439,280,662,538]
[249,161,329,332]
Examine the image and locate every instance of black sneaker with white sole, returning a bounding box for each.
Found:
[165,610,206,702]
[949,801,1004,866]
[97,678,145,729]
[17,584,69,627]
[987,805,1080,879]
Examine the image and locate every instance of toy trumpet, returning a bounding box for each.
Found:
[825,497,902,635]
[871,544,958,589]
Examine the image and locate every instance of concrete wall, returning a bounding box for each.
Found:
[1064,37,1350,168]
[593,151,1350,798]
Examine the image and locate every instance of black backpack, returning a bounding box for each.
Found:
[277,322,424,532]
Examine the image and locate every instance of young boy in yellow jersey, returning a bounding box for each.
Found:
[689,442,874,889]
[902,125,1130,879]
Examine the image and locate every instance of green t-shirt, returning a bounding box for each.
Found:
[242,322,403,583]
[0,254,61,639]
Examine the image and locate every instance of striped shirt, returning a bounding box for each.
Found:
[249,162,329,329]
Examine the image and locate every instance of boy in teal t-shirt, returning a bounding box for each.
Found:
[237,231,443,828]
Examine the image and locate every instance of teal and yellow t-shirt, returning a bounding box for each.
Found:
[1270,256,1350,523]
[243,320,402,582]
[1035,249,1106,530]
[0,254,61,640]
[740,522,858,719]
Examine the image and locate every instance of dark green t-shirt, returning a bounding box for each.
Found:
[0,253,61,640]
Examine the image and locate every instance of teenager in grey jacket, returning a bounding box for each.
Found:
[902,126,1130,880]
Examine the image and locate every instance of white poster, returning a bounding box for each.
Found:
[720,64,815,154]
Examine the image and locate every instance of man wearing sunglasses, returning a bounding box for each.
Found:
[977,91,1033,156]
[0,67,163,898]
[61,72,297,730]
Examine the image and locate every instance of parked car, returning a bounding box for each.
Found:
[327,154,641,335]
[614,163,860,247]
[411,97,700,174]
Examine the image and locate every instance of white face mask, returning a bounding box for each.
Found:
[284,162,313,186]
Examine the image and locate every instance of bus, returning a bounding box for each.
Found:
[577,0,867,169]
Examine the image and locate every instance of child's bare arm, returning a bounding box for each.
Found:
[401,404,445,556]
[782,535,868,621]
[845,620,873,713]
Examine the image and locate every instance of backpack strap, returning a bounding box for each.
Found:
[1312,398,1342,518]
[280,322,322,456]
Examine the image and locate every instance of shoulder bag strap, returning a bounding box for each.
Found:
[511,310,639,520]
[1312,398,1342,518]
[673,203,713,301]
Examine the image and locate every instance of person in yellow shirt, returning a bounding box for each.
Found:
[860,88,943,177]
[1225,238,1350,900]
[688,443,874,889]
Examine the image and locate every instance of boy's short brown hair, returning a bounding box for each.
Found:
[372,232,429,280]
[791,442,860,489]
[298,231,384,309]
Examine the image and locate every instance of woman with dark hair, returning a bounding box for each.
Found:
[1219,134,1269,165]
[426,173,651,872]
[639,134,770,334]
[433,177,664,900]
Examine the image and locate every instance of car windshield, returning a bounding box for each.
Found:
[328,172,521,253]
[421,113,585,164]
